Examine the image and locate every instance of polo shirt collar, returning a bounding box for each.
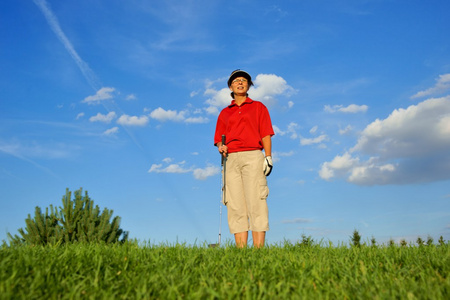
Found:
[229,97,253,108]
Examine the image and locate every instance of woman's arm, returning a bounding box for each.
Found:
[262,135,272,156]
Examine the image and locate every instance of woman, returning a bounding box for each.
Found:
[214,69,274,248]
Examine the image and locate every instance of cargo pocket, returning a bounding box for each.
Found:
[259,178,269,200]
[222,183,228,205]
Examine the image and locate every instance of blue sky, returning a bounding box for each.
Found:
[1,0,449,246]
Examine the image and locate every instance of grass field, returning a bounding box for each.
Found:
[1,241,449,299]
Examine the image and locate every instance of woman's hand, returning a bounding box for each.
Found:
[263,156,273,176]
[218,144,228,157]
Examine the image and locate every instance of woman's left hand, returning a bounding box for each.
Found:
[263,156,273,176]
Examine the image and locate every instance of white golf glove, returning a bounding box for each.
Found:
[263,156,273,176]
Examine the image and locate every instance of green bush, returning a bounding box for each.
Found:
[6,188,128,246]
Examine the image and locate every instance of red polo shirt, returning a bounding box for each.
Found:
[214,98,274,153]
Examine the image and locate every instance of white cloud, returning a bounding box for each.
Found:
[89,112,117,123]
[324,104,368,113]
[126,94,137,101]
[288,101,294,108]
[148,107,209,124]
[185,116,209,124]
[273,125,282,135]
[320,95,450,185]
[117,114,149,126]
[193,165,220,180]
[204,106,219,115]
[149,107,186,122]
[352,96,450,157]
[82,87,115,105]
[103,127,119,136]
[148,158,220,180]
[300,134,328,146]
[250,74,296,106]
[339,125,353,135]
[319,152,360,180]
[274,122,299,139]
[76,112,85,120]
[148,159,191,174]
[411,73,450,99]
[204,88,233,114]
[309,126,318,134]
[190,90,199,97]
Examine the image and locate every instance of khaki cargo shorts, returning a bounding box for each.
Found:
[225,150,269,233]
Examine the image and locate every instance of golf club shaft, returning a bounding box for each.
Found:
[221,135,226,166]
[219,134,226,245]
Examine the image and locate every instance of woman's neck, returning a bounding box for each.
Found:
[234,95,247,106]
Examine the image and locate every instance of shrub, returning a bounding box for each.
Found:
[297,234,314,247]
[351,229,361,247]
[7,188,128,246]
[416,237,424,247]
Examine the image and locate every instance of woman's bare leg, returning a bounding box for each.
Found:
[234,232,248,248]
[252,231,266,248]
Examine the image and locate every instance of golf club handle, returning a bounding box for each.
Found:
[221,135,226,165]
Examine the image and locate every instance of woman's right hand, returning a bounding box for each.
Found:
[218,144,228,157]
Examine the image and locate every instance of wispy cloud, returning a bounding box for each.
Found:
[33,0,151,154]
[339,125,353,135]
[193,165,220,180]
[103,127,119,136]
[282,218,313,224]
[33,0,100,90]
[126,94,137,101]
[142,1,217,52]
[148,158,219,180]
[148,159,191,174]
[82,87,115,105]
[0,140,71,179]
[411,73,450,99]
[184,116,209,124]
[273,122,299,139]
[272,151,294,163]
[324,104,368,113]
[300,134,328,146]
[0,140,76,160]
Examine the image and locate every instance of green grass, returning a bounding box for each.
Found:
[1,241,449,299]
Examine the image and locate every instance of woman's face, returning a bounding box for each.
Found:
[229,77,249,96]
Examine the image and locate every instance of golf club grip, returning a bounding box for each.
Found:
[221,135,226,165]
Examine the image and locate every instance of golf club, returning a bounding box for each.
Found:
[209,134,226,248]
